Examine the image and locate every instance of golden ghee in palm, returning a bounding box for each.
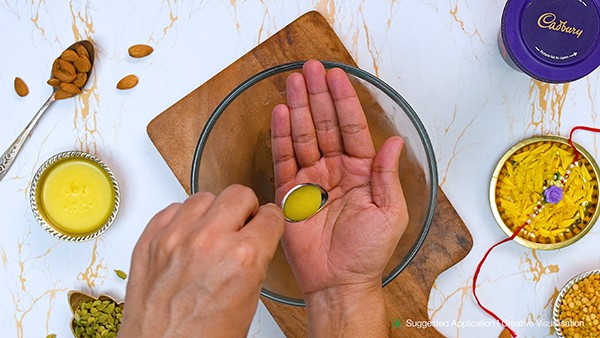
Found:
[282,184,327,222]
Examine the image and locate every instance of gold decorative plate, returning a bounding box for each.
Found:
[490,136,600,250]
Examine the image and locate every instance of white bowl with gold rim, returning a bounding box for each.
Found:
[490,135,600,250]
[30,151,120,242]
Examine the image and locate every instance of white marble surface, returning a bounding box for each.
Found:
[0,1,599,337]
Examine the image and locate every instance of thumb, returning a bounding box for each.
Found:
[241,203,285,264]
[371,136,406,214]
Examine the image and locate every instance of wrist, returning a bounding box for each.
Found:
[305,282,388,338]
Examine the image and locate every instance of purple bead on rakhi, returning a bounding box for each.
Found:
[544,185,563,204]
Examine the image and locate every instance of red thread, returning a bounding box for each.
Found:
[472,222,526,337]
[569,126,600,161]
[473,125,599,338]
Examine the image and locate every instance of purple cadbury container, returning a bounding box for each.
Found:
[500,0,600,83]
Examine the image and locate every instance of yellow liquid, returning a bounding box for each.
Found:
[39,158,115,235]
[282,185,324,222]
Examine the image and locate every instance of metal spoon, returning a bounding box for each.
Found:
[281,183,328,222]
[0,40,94,182]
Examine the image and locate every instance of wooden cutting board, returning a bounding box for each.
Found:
[147,11,473,337]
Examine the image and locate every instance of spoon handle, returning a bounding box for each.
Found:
[0,93,56,182]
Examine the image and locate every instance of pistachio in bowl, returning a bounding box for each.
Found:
[68,291,124,338]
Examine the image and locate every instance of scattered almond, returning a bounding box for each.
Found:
[14,77,29,97]
[116,74,138,90]
[59,82,82,95]
[128,44,154,58]
[73,72,87,88]
[60,49,80,62]
[54,90,75,100]
[47,78,61,88]
[58,59,76,75]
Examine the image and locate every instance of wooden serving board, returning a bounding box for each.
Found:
[147,11,473,337]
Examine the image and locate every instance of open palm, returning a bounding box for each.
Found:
[271,60,409,297]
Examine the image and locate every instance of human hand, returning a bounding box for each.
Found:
[271,60,408,336]
[118,185,284,338]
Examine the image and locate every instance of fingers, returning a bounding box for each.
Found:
[303,60,343,157]
[326,68,375,159]
[371,136,407,217]
[201,184,259,232]
[286,72,321,167]
[281,62,376,165]
[169,190,216,221]
[272,104,298,191]
[240,203,284,262]
[131,201,184,272]
[135,202,182,246]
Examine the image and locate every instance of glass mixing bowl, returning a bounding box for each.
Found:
[190,61,438,306]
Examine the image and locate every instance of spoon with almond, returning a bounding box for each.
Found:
[0,40,94,181]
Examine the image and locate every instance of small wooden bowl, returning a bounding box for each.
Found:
[67,290,124,337]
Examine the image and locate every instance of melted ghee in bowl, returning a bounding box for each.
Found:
[38,158,115,235]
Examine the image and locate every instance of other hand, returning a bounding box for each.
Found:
[119,185,284,338]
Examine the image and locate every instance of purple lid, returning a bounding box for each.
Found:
[502,0,600,83]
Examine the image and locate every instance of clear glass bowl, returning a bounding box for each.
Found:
[190,61,438,306]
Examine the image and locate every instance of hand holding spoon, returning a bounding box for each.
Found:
[0,40,94,182]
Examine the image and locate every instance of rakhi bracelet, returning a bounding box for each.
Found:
[473,126,600,338]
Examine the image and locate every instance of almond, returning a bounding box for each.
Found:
[60,49,80,62]
[73,72,87,88]
[52,59,60,75]
[116,74,138,90]
[54,90,75,100]
[58,59,76,75]
[75,43,89,59]
[74,56,92,73]
[128,44,154,58]
[47,78,61,88]
[60,82,82,95]
[14,77,29,97]
[53,68,76,83]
